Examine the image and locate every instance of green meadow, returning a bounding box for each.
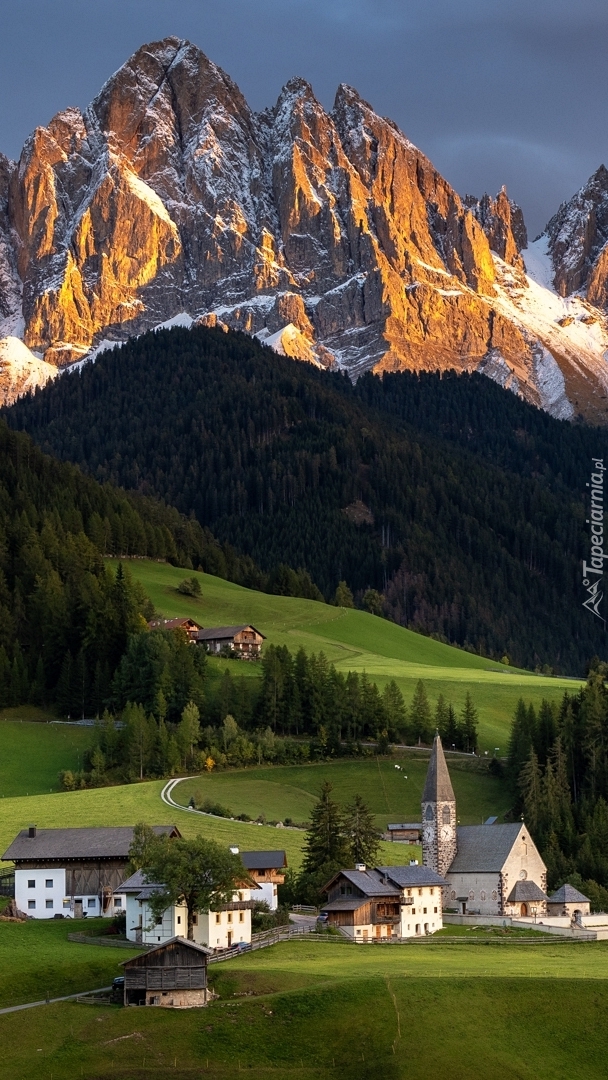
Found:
[0,717,92,797]
[110,559,583,749]
[0,933,607,1079]
[0,777,418,871]
[173,754,510,831]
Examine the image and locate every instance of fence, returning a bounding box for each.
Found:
[68,932,146,949]
[208,923,317,963]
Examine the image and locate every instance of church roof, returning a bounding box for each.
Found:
[548,884,590,905]
[448,823,523,873]
[506,880,549,903]
[374,865,446,888]
[422,736,455,803]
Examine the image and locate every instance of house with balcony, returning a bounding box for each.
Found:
[320,868,402,941]
[195,625,265,658]
[240,850,287,910]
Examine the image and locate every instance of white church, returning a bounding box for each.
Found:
[421,735,549,918]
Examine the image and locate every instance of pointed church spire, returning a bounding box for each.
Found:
[422,734,455,804]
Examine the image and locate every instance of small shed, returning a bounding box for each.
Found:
[386,823,422,844]
[122,937,213,1008]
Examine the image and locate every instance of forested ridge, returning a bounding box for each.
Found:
[0,419,281,713]
[7,324,608,673]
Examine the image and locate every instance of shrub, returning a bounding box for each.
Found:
[176,577,202,597]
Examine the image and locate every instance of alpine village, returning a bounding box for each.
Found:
[0,16,607,1080]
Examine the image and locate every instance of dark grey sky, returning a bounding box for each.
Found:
[1,0,607,236]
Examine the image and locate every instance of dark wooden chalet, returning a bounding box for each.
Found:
[195,625,265,658]
[147,617,202,641]
[122,937,214,1008]
[321,869,401,940]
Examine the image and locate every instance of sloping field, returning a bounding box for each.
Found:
[172,755,510,831]
[0,938,606,1079]
[111,559,582,747]
[0,720,92,797]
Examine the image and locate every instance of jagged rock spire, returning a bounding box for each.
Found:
[422,734,455,804]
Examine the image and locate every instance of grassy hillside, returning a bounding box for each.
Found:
[172,756,510,831]
[0,719,92,797]
[0,934,607,1078]
[0,779,413,871]
[111,558,582,748]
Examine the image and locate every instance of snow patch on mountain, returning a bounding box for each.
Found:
[0,337,59,405]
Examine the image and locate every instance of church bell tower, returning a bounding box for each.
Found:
[421,734,457,876]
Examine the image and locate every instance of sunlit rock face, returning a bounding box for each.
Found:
[544,166,608,303]
[2,37,608,419]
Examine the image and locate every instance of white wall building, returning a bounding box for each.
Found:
[119,869,258,949]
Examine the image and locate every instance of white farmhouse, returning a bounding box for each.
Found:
[118,869,259,950]
[2,825,178,919]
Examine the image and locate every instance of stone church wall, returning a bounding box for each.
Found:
[445,872,502,915]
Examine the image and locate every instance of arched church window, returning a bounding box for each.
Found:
[450,890,456,900]
[480,891,486,901]
[468,891,475,901]
[491,890,497,901]
[442,806,451,823]
[425,805,434,821]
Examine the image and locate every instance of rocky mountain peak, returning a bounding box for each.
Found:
[1,40,608,421]
[544,164,608,300]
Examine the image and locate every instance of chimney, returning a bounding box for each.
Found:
[28,825,37,838]
[355,863,366,872]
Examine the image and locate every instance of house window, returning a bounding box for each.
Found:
[177,916,181,924]
[87,899,96,909]
[45,879,53,888]
[418,889,422,896]
[156,917,163,925]
[430,888,434,896]
[46,900,53,909]
[28,880,35,888]
[434,907,438,914]
[193,915,198,925]
[114,899,122,908]
[215,913,221,924]
[63,900,71,909]
[423,907,427,914]
[228,913,232,923]
[28,900,36,910]
[239,912,244,923]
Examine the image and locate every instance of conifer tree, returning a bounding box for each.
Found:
[410,680,432,744]
[460,692,479,753]
[344,794,381,867]
[302,781,349,874]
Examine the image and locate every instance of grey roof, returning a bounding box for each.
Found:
[118,869,149,892]
[121,936,213,965]
[321,897,368,912]
[548,884,590,905]
[195,625,265,641]
[387,823,422,831]
[422,736,455,803]
[375,865,447,888]
[135,886,165,901]
[506,880,549,903]
[339,870,398,896]
[3,826,179,863]
[448,823,524,874]
[240,850,287,870]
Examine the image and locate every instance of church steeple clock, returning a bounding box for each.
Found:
[421,734,457,876]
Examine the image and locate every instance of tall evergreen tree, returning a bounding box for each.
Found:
[302,781,349,874]
[344,794,381,867]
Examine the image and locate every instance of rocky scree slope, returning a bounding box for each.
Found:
[1,37,608,421]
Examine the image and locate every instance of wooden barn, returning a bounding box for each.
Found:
[122,937,214,1008]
